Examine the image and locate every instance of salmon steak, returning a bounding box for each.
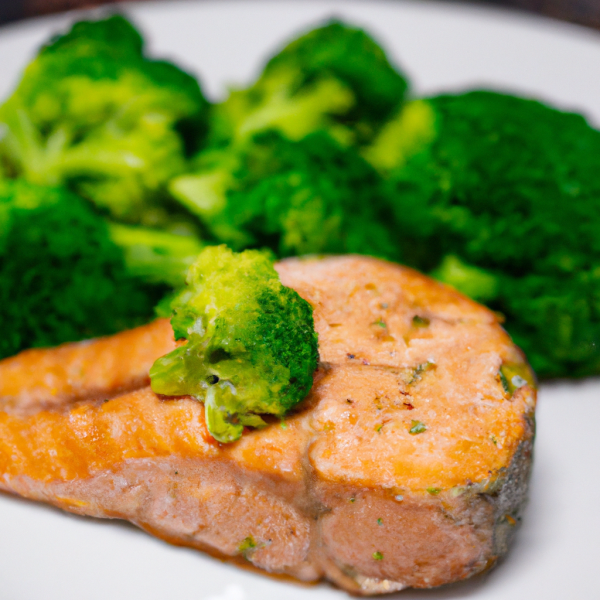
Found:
[0,256,536,595]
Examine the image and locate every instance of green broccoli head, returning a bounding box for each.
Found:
[0,15,209,223]
[368,90,600,377]
[0,179,165,359]
[149,246,319,443]
[211,20,408,147]
[170,130,399,260]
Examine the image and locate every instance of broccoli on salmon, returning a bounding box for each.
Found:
[150,246,319,443]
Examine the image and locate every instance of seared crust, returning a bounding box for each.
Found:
[0,318,175,415]
[0,256,536,594]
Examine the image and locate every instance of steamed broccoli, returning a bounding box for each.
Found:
[170,130,399,260]
[367,91,600,378]
[149,246,319,443]
[0,15,209,224]
[211,20,408,148]
[108,222,204,288]
[0,180,168,359]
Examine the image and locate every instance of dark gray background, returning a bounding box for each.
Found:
[1,0,600,30]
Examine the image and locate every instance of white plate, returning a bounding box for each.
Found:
[1,2,599,599]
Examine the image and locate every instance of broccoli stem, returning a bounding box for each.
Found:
[108,222,203,288]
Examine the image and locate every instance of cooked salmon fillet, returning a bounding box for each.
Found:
[0,256,536,595]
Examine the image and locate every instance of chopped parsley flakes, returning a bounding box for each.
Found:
[409,420,427,434]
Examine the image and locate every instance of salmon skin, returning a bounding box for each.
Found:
[0,256,536,595]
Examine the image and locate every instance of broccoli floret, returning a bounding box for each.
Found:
[211,20,408,148]
[0,180,166,359]
[170,130,399,260]
[149,246,319,443]
[367,91,600,378]
[0,15,209,223]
